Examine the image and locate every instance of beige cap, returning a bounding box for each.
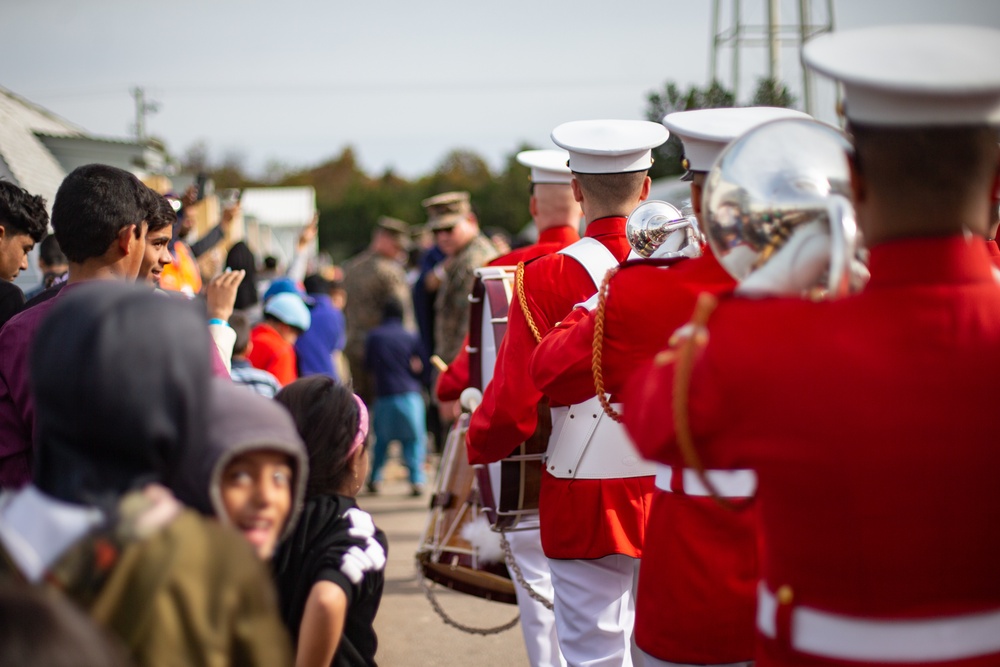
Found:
[376,216,411,249]
[377,216,409,236]
[422,191,472,230]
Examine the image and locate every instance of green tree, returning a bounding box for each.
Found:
[472,144,534,237]
[422,149,494,195]
[644,80,736,179]
[750,77,797,108]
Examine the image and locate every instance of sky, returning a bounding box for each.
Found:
[4,0,1000,179]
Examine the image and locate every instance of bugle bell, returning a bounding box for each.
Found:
[626,200,704,259]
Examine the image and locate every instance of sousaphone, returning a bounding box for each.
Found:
[702,117,865,298]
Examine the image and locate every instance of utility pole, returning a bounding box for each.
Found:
[768,0,780,82]
[131,87,159,143]
[709,0,835,115]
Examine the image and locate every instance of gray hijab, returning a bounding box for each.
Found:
[172,378,309,544]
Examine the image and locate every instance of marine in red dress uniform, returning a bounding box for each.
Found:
[530,106,809,666]
[467,119,668,667]
[467,215,641,558]
[623,25,1000,667]
[436,149,581,667]
[531,253,748,665]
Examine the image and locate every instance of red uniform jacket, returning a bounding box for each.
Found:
[530,252,752,663]
[466,217,648,560]
[436,225,580,401]
[623,236,1000,667]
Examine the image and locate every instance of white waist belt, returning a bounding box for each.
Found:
[654,465,756,498]
[757,583,1000,662]
[546,397,655,479]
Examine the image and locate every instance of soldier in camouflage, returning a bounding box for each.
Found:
[342,216,414,405]
[423,191,498,366]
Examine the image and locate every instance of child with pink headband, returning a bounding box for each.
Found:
[272,377,387,667]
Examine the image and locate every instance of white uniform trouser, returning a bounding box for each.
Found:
[548,555,643,667]
[640,652,752,667]
[506,528,566,667]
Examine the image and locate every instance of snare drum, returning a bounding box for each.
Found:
[467,266,548,531]
[416,413,517,604]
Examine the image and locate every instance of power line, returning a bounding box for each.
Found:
[23,78,656,101]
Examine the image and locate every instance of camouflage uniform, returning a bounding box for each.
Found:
[433,233,498,364]
[342,249,414,404]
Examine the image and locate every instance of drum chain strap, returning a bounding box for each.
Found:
[673,292,753,512]
[592,266,622,422]
[515,262,543,344]
[499,532,555,611]
[420,578,521,635]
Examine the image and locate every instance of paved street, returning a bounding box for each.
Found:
[364,455,531,667]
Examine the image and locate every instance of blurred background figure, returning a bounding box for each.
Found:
[249,291,312,386]
[225,240,261,317]
[365,297,426,496]
[297,273,347,382]
[24,234,68,300]
[342,216,414,406]
[159,185,236,297]
[421,190,497,368]
[229,311,283,398]
[0,581,132,667]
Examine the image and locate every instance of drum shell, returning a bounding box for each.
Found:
[416,413,517,604]
[467,267,546,531]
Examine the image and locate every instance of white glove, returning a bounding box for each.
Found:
[736,221,831,297]
[649,229,703,260]
[576,293,600,312]
[460,387,483,412]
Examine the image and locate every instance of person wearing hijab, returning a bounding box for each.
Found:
[173,378,309,560]
[273,377,387,667]
[0,282,293,667]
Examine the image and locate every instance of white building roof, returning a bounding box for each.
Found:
[0,86,82,208]
[240,186,317,227]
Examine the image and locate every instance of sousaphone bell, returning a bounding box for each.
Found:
[702,118,865,298]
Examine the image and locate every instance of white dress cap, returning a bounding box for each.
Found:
[663,107,812,177]
[550,120,668,174]
[516,149,573,185]
[803,24,1000,126]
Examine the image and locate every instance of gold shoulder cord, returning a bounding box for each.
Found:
[515,262,543,344]
[672,292,751,511]
[592,267,622,422]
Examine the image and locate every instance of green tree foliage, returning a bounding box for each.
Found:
[178,74,801,262]
[645,81,736,179]
[750,76,797,108]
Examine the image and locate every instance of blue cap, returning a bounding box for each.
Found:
[263,277,315,305]
[264,293,311,331]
